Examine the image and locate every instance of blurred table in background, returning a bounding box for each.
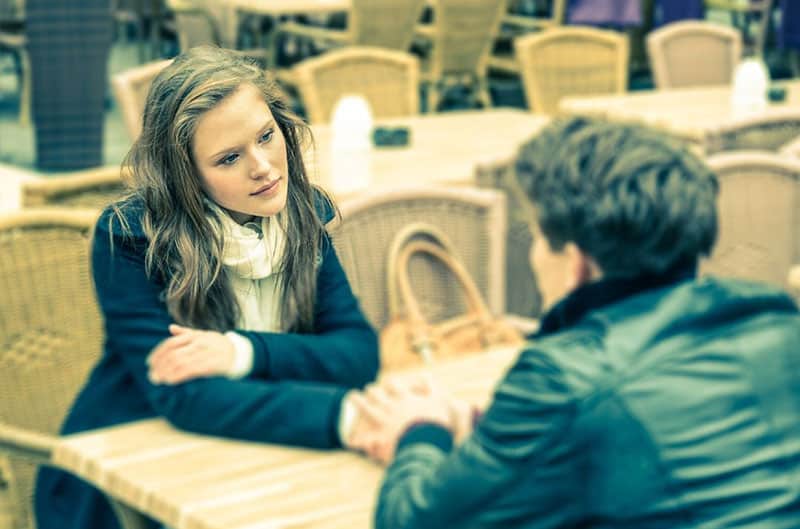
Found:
[308,108,549,199]
[53,346,521,529]
[559,79,800,144]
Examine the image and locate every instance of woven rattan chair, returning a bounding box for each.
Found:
[0,209,149,529]
[275,0,426,57]
[415,0,507,112]
[704,110,800,154]
[487,0,568,75]
[21,165,129,209]
[111,59,172,141]
[330,186,509,331]
[514,26,628,115]
[647,20,742,90]
[474,157,541,318]
[292,46,419,124]
[702,151,800,293]
[780,135,800,157]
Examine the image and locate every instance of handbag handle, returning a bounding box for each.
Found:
[392,240,495,362]
[386,223,458,317]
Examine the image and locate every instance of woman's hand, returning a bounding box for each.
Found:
[147,324,236,385]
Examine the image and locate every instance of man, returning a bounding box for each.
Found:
[351,118,800,528]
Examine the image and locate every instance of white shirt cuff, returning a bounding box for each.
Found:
[337,392,358,446]
[224,331,254,379]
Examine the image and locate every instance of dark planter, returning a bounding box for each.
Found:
[26,0,112,170]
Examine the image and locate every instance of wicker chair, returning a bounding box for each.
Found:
[474,157,541,318]
[514,26,629,115]
[0,209,117,529]
[330,186,509,331]
[702,151,800,293]
[21,165,129,209]
[111,59,172,141]
[780,135,800,157]
[415,0,507,112]
[647,20,742,90]
[275,0,426,57]
[704,110,800,154]
[292,46,420,124]
[704,0,774,55]
[487,0,568,75]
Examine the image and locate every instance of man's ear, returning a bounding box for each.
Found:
[563,243,601,291]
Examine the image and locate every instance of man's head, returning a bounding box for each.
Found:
[515,117,719,309]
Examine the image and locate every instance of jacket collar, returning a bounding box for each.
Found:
[536,261,697,337]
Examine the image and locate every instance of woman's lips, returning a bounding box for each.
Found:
[251,178,280,196]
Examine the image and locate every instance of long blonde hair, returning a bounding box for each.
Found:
[115,46,329,332]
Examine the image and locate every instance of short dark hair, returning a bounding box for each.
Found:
[515,117,719,278]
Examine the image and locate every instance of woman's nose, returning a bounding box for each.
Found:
[249,149,272,179]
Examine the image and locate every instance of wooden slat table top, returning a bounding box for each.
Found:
[307,109,550,198]
[558,80,800,142]
[53,346,521,529]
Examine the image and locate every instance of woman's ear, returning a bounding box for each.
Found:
[564,243,601,291]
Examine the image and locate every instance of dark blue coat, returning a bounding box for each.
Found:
[35,194,379,529]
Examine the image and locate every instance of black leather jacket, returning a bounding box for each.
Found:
[375,274,800,529]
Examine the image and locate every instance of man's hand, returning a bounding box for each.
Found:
[146,324,236,385]
[348,376,454,465]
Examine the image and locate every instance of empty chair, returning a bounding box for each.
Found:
[21,166,129,209]
[275,0,427,56]
[514,26,629,115]
[703,151,800,291]
[647,20,742,89]
[704,110,800,154]
[293,46,420,124]
[414,0,507,112]
[330,186,508,330]
[0,209,109,529]
[111,59,172,141]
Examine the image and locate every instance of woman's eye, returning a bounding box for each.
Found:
[259,130,274,144]
[219,153,239,166]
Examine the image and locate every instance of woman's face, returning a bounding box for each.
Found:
[192,83,290,224]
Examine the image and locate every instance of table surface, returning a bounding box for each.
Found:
[307,109,549,198]
[559,80,800,142]
[53,346,521,529]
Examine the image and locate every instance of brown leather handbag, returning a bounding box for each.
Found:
[380,224,523,370]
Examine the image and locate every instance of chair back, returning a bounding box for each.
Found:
[294,46,419,124]
[647,20,742,89]
[111,59,172,141]
[168,1,221,50]
[21,166,129,209]
[704,110,800,154]
[350,0,427,51]
[330,186,507,330]
[427,0,506,77]
[703,151,800,290]
[0,209,102,529]
[515,26,628,115]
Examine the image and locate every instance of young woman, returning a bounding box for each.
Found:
[34,46,379,529]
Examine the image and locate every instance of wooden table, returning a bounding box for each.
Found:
[53,347,521,529]
[558,80,800,143]
[307,109,549,198]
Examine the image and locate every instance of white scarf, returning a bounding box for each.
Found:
[210,204,287,332]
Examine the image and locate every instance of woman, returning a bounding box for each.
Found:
[35,46,379,529]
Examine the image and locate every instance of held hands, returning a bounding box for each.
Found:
[147,324,236,385]
[344,375,474,465]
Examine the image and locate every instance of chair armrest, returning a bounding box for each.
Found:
[414,22,436,40]
[0,423,55,464]
[22,165,129,207]
[501,314,540,336]
[275,20,350,44]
